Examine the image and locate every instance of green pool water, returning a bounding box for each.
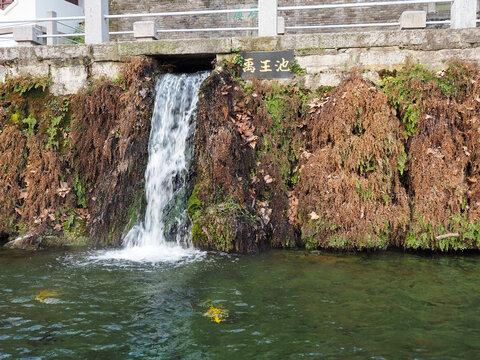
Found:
[1,248,479,359]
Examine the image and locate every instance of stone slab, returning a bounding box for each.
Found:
[400,11,427,29]
[13,26,45,46]
[133,21,160,41]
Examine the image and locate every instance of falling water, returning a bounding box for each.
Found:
[95,72,208,263]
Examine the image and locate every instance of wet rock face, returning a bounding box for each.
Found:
[4,234,41,251]
[191,62,480,252]
[191,72,308,253]
[190,71,268,253]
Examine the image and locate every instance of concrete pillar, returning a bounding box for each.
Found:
[133,21,159,41]
[46,11,58,46]
[13,25,45,46]
[85,0,109,44]
[451,0,477,29]
[258,0,278,37]
[399,11,426,29]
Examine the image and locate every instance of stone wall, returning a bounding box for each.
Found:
[107,0,480,41]
[0,28,478,95]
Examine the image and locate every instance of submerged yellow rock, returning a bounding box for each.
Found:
[203,305,229,324]
[35,290,61,304]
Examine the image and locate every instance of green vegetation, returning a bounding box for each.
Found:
[46,116,62,149]
[73,175,87,209]
[297,46,325,56]
[3,75,49,96]
[22,115,37,135]
[260,84,309,190]
[68,22,85,44]
[407,214,480,251]
[188,183,261,252]
[396,145,407,176]
[381,63,472,138]
[223,53,245,80]
[289,59,307,75]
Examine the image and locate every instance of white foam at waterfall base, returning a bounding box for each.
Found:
[91,244,204,264]
[91,72,209,264]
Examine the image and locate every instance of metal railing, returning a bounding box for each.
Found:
[105,8,259,36]
[279,0,453,31]
[102,0,478,41]
[1,13,85,45]
[0,15,84,24]
[3,0,479,46]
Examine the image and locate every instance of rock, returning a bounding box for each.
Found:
[4,234,41,250]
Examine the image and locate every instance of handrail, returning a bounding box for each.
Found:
[285,19,452,31]
[427,20,451,24]
[278,0,452,11]
[157,27,257,33]
[0,15,84,24]
[37,33,84,38]
[286,23,400,30]
[105,8,258,20]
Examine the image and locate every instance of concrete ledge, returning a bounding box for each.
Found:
[0,28,478,62]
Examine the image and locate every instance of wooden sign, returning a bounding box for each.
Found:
[240,50,294,79]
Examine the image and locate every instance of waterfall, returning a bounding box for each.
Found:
[95,71,208,263]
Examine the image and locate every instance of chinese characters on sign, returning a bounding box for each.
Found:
[228,5,258,23]
[240,50,295,79]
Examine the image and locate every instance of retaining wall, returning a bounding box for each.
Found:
[0,28,478,95]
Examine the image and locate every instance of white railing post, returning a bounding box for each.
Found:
[46,11,58,46]
[258,0,278,37]
[451,0,477,29]
[85,0,109,44]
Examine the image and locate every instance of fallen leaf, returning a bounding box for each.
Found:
[264,175,274,184]
[56,182,71,198]
[310,211,320,220]
[19,189,28,199]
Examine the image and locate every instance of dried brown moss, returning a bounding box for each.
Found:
[387,62,480,250]
[192,62,480,253]
[0,59,155,245]
[0,78,75,235]
[295,73,409,250]
[0,125,26,232]
[20,135,75,226]
[72,58,155,245]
